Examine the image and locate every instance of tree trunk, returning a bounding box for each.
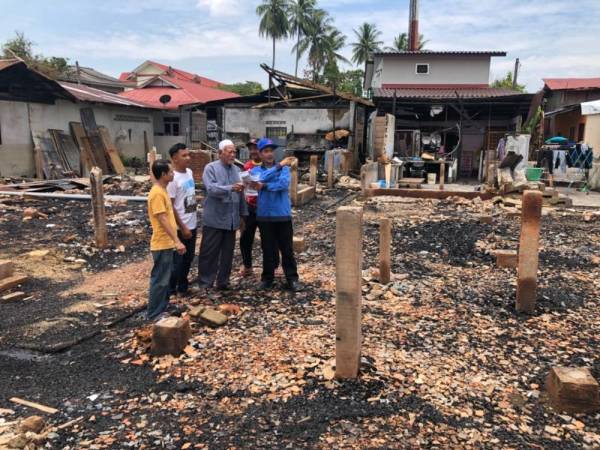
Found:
[272,36,276,69]
[294,29,300,77]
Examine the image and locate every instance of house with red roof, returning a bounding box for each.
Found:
[118,60,239,110]
[118,60,239,152]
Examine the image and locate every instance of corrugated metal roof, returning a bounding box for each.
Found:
[543,78,600,91]
[372,87,528,100]
[373,50,507,57]
[59,81,154,108]
[59,66,134,90]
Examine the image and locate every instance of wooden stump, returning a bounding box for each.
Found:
[379,218,392,285]
[293,236,306,253]
[545,367,600,413]
[290,158,299,206]
[439,159,445,191]
[90,167,108,249]
[335,207,363,379]
[516,190,542,313]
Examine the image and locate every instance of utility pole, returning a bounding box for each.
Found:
[512,58,520,89]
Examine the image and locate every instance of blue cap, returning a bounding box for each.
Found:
[257,137,279,151]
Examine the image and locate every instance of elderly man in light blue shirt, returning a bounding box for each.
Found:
[197,139,248,290]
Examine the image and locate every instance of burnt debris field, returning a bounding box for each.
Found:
[0,191,599,449]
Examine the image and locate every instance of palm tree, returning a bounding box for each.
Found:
[256,0,290,69]
[294,11,349,81]
[385,32,428,51]
[288,0,317,77]
[351,23,383,66]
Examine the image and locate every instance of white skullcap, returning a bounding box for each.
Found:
[219,139,234,151]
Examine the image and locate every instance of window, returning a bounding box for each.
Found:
[164,117,180,136]
[416,63,429,75]
[266,126,287,139]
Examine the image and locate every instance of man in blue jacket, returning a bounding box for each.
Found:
[251,138,302,292]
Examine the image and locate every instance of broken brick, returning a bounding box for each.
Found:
[293,236,306,253]
[0,260,14,280]
[493,250,518,268]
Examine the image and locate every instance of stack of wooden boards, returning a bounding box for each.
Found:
[0,260,27,304]
[32,107,126,180]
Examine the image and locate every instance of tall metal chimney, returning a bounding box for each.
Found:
[408,0,419,52]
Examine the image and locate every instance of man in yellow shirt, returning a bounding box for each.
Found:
[147,160,186,320]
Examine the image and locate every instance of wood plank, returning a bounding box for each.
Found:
[32,133,67,179]
[0,275,28,293]
[49,129,81,176]
[98,127,126,175]
[9,397,58,414]
[0,260,14,280]
[87,133,110,173]
[1,291,26,304]
[70,122,97,174]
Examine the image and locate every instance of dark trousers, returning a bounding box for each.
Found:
[197,226,236,288]
[240,210,258,269]
[148,249,173,320]
[170,228,197,294]
[258,220,298,283]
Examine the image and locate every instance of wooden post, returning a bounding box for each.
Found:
[439,159,445,191]
[379,218,392,284]
[90,167,108,249]
[486,150,496,187]
[34,146,44,179]
[309,154,318,187]
[335,206,363,379]
[342,151,351,175]
[327,151,334,188]
[290,158,298,206]
[148,146,157,181]
[516,190,542,313]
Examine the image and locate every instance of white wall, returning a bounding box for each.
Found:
[0,101,34,177]
[223,107,350,137]
[372,55,492,87]
[0,99,154,177]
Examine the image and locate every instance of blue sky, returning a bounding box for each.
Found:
[1,0,599,91]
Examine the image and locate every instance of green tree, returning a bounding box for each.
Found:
[322,67,364,97]
[294,10,348,82]
[491,71,526,92]
[288,0,317,77]
[219,81,264,96]
[385,32,428,51]
[2,31,68,78]
[350,23,383,66]
[256,0,290,70]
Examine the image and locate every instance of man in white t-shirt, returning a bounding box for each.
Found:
[167,143,198,295]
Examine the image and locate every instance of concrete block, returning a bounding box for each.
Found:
[199,308,228,327]
[545,367,600,414]
[0,260,14,280]
[188,305,205,318]
[494,250,518,268]
[293,236,306,253]
[151,317,191,356]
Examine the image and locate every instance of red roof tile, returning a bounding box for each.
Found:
[543,78,600,91]
[119,85,238,109]
[0,58,21,70]
[372,87,527,100]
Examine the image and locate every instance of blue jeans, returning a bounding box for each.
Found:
[147,249,174,320]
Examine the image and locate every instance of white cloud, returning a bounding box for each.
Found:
[197,0,247,17]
